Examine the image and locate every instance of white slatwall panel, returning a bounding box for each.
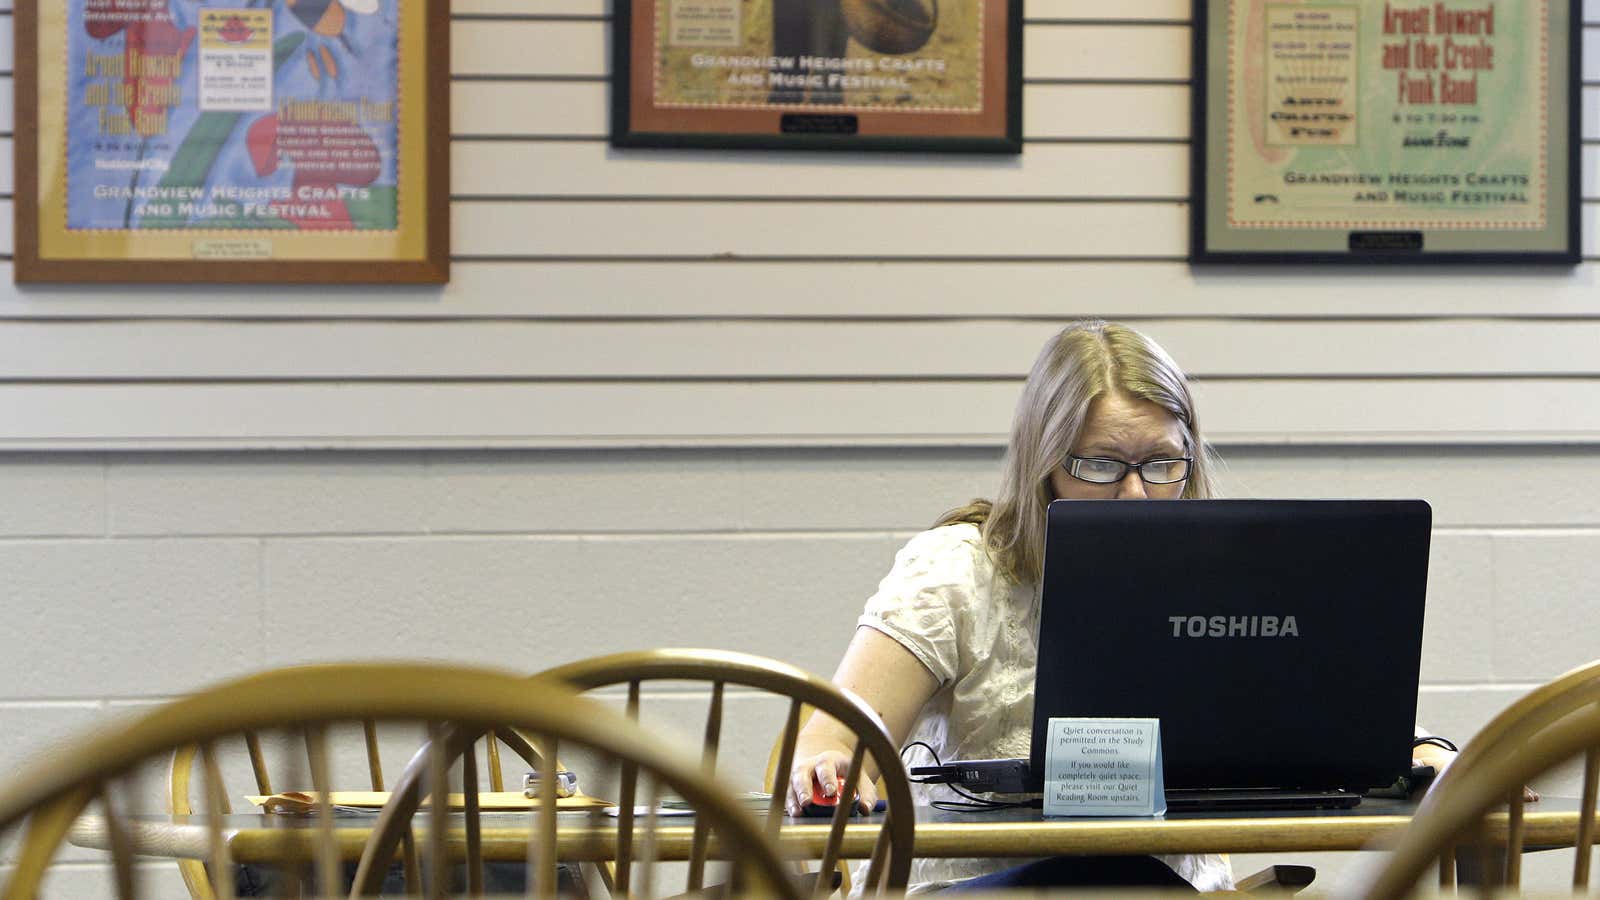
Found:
[1,7,1598,447]
[5,380,1598,449]
[4,321,1600,379]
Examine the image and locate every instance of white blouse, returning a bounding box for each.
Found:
[856,523,1234,892]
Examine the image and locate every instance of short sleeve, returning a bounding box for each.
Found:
[857,525,983,688]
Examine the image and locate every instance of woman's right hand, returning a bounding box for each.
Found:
[787,748,879,816]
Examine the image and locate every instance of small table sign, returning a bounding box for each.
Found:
[1042,717,1166,817]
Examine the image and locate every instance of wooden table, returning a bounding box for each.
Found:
[68,798,1593,864]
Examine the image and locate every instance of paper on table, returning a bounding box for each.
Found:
[247,791,612,815]
[603,805,696,818]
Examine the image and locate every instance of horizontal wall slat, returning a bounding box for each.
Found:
[453,200,1188,256]
[1,380,1596,450]
[7,198,1600,265]
[458,0,605,13]
[467,20,610,78]
[8,80,1598,145]
[13,16,1600,87]
[478,22,1600,85]
[468,21,1193,81]
[458,141,1188,197]
[1027,24,1189,80]
[457,201,1600,259]
[472,20,1600,82]
[3,88,1600,179]
[451,1,1600,22]
[7,261,1600,319]
[455,82,609,136]
[453,82,1191,139]
[2,321,1598,380]
[498,0,1196,20]
[0,135,1193,200]
[461,141,1600,200]
[453,80,1600,144]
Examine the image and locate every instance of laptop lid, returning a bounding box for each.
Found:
[1026,498,1431,793]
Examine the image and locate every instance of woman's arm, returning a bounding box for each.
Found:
[785,626,939,814]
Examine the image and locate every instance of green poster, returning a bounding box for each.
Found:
[1195,0,1576,262]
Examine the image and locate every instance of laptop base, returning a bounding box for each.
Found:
[1164,789,1363,811]
[915,760,1365,812]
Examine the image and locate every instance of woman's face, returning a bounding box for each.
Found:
[1048,391,1189,501]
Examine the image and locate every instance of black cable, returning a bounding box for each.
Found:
[900,741,1039,811]
[1412,735,1458,753]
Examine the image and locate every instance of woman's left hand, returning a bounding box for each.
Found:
[1413,746,1539,802]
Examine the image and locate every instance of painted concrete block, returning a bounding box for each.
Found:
[109,453,429,536]
[736,447,1000,531]
[1419,534,1495,683]
[0,541,262,698]
[260,534,894,679]
[424,449,744,533]
[1489,532,1600,680]
[0,456,103,537]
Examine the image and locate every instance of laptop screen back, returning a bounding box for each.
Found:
[1027,499,1431,793]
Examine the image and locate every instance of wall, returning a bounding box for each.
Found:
[2,0,1598,894]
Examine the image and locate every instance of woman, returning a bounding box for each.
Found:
[786,320,1455,891]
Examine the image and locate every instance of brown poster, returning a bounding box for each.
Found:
[613,0,1021,151]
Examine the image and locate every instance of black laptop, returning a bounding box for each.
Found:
[919,499,1432,811]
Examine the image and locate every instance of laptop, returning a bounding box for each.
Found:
[916,499,1432,811]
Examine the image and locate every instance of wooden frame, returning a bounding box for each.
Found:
[13,0,450,283]
[611,0,1022,152]
[1190,0,1580,264]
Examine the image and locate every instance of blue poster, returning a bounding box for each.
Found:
[66,0,401,232]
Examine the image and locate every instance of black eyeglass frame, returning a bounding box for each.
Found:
[1064,455,1194,486]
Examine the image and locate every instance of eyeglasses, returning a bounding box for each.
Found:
[1065,456,1192,486]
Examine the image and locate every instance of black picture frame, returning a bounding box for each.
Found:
[611,0,1022,152]
[1190,0,1579,264]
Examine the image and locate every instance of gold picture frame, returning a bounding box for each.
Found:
[14,0,449,283]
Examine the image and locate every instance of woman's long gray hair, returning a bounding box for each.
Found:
[936,320,1217,585]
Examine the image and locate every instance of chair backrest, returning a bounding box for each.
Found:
[541,648,916,893]
[168,722,550,899]
[761,705,890,897]
[1347,658,1600,899]
[353,649,915,896]
[0,663,798,900]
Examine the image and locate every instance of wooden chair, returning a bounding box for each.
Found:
[168,719,552,898]
[538,649,916,895]
[1347,658,1600,898]
[0,662,798,899]
[354,648,915,896]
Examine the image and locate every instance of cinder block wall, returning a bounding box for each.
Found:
[3,446,1598,893]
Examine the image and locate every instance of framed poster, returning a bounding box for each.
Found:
[14,0,449,283]
[1191,0,1579,263]
[611,0,1022,152]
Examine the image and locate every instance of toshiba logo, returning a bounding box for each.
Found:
[1168,615,1300,638]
